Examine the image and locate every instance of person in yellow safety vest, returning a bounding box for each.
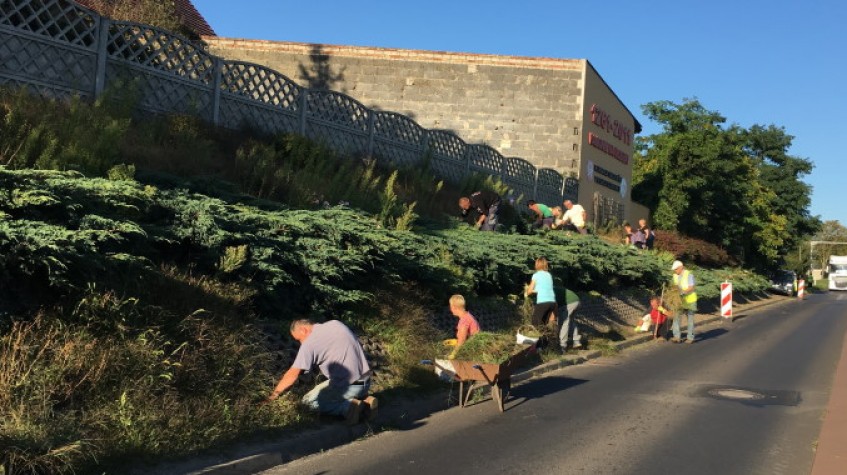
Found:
[671,260,698,344]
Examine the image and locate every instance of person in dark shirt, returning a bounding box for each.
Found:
[458,191,501,231]
[639,218,655,250]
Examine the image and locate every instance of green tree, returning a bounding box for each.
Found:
[742,124,820,258]
[633,100,750,253]
[632,99,794,269]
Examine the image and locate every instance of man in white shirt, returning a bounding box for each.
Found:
[561,200,588,234]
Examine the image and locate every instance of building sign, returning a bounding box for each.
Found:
[590,105,633,145]
[588,132,629,164]
[588,104,632,165]
[588,161,624,194]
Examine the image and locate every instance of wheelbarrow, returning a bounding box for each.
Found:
[422,342,537,412]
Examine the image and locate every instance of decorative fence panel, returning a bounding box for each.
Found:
[535,169,564,208]
[428,129,468,183]
[104,21,216,120]
[372,111,426,168]
[0,0,98,99]
[0,0,578,205]
[218,61,302,134]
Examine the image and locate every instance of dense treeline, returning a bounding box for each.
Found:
[632,99,820,272]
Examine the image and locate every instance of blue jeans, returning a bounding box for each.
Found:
[302,379,369,416]
[558,301,582,348]
[672,308,696,341]
[480,202,500,231]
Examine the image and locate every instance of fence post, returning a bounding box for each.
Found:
[93,16,110,98]
[463,145,472,179]
[298,88,309,135]
[211,58,223,126]
[420,130,430,168]
[366,111,376,158]
[532,168,539,200]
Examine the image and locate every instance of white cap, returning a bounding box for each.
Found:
[671,260,684,271]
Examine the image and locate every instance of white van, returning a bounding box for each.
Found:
[827,255,847,291]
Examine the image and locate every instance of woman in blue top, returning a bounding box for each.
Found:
[525,257,557,326]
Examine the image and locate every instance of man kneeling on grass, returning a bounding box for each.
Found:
[266,319,377,425]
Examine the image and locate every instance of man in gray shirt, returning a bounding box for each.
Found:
[266,319,376,424]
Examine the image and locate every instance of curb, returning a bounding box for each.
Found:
[176,295,793,475]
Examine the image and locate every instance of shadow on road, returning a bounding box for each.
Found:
[694,327,729,343]
[505,376,589,411]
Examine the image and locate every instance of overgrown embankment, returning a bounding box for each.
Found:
[0,87,771,474]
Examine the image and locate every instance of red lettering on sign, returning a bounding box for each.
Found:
[590,104,633,146]
[588,132,629,164]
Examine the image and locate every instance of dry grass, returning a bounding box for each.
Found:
[0,282,301,474]
[0,314,109,473]
[366,285,442,390]
[660,284,684,316]
[452,332,521,364]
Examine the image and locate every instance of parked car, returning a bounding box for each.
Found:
[770,270,796,296]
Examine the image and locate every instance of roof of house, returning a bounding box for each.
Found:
[76,0,216,37]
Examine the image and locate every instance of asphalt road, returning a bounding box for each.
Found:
[261,293,847,475]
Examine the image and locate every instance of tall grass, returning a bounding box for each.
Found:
[0,286,305,474]
[0,89,132,175]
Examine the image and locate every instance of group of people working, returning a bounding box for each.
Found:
[457,191,588,234]
[264,258,698,424]
[527,199,589,234]
[264,191,696,425]
[623,219,655,250]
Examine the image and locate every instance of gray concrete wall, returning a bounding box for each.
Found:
[205,39,586,174]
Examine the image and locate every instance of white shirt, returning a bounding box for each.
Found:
[563,204,586,228]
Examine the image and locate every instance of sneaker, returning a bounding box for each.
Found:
[572,343,583,349]
[345,399,362,425]
[362,396,379,421]
[655,338,665,342]
[671,338,682,343]
[686,339,695,344]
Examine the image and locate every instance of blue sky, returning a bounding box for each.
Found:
[195,0,846,225]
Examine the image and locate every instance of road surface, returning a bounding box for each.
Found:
[261,292,847,475]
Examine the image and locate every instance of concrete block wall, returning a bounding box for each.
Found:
[205,39,586,174]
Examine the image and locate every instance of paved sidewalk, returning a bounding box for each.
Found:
[153,294,808,475]
[810,311,847,474]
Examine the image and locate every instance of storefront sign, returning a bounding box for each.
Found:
[588,132,629,164]
[590,104,633,146]
[588,161,623,193]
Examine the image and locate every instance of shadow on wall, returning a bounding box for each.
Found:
[298,44,347,93]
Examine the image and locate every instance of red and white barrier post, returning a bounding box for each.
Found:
[721,280,732,319]
[798,279,806,300]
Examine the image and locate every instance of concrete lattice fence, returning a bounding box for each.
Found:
[0,0,578,203]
